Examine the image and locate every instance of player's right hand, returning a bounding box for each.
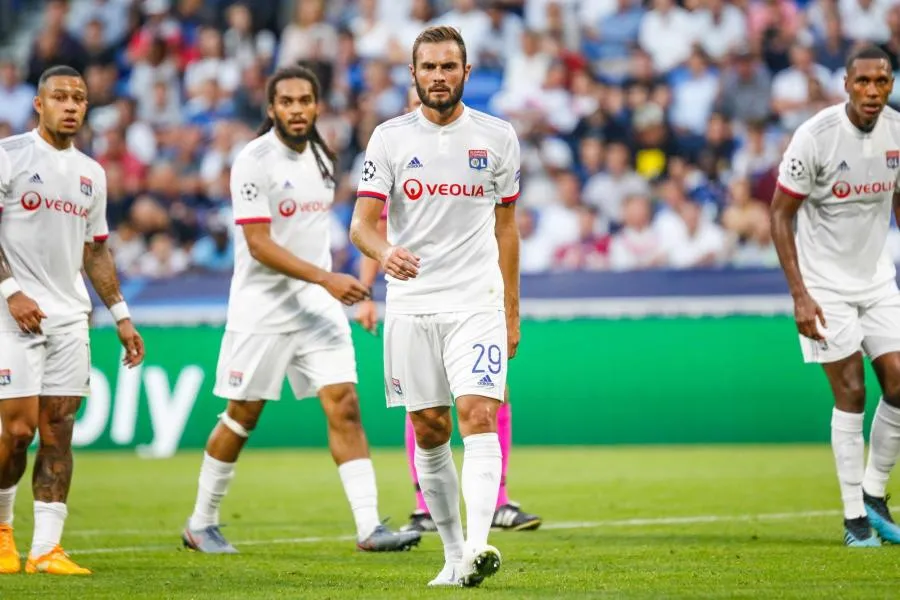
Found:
[6,292,46,334]
[356,299,379,335]
[323,273,371,306]
[381,246,420,280]
[794,292,827,341]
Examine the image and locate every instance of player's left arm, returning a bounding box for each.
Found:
[355,214,387,335]
[494,126,522,359]
[82,171,144,367]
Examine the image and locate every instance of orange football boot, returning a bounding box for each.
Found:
[25,546,91,575]
[0,524,20,574]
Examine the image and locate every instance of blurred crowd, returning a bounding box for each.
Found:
[4,0,900,279]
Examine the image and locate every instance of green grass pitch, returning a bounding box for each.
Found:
[2,445,898,599]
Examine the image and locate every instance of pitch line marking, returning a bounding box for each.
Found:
[66,509,842,556]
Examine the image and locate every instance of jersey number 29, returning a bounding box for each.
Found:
[472,343,502,374]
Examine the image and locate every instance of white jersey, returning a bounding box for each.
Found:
[777,104,900,296]
[227,130,336,333]
[357,105,520,314]
[0,131,108,333]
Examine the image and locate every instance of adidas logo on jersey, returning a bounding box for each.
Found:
[477,374,494,388]
[406,157,423,169]
[29,173,43,184]
[283,180,294,189]
[838,161,850,171]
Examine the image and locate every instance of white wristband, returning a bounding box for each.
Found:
[109,301,131,323]
[0,278,21,300]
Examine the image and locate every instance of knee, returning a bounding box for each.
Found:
[226,402,264,432]
[412,413,452,448]
[2,419,37,451]
[882,381,900,408]
[324,385,362,428]
[837,379,867,411]
[457,398,498,435]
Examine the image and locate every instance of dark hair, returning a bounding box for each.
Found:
[38,65,83,89]
[257,65,335,185]
[412,26,467,68]
[845,45,892,72]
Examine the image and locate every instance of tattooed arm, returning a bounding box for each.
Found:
[83,240,144,367]
[82,240,123,307]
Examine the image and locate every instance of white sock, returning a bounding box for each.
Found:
[462,433,502,551]
[188,452,236,530]
[0,486,16,525]
[863,399,900,498]
[337,458,381,541]
[415,442,464,563]
[30,501,67,558]
[832,408,866,519]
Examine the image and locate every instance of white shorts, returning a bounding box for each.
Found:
[800,284,900,363]
[0,330,91,399]
[213,303,358,401]
[383,310,507,411]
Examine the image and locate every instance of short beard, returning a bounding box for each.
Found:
[415,80,464,112]
[273,117,313,147]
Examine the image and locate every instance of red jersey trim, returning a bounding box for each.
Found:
[358,191,387,201]
[500,191,520,204]
[776,182,806,200]
[92,234,109,243]
[235,217,272,225]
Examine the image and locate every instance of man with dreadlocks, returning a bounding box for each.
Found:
[181,65,422,554]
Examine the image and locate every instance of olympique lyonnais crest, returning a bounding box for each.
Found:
[228,371,243,387]
[887,150,899,169]
[468,149,488,170]
[0,369,10,386]
[80,176,93,196]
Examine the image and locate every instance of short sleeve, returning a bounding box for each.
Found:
[776,129,816,199]
[0,147,10,210]
[86,170,110,242]
[356,127,393,202]
[495,125,521,205]
[230,154,272,225]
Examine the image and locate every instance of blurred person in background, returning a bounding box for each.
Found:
[134,230,190,278]
[278,0,337,67]
[25,0,87,87]
[583,140,649,226]
[716,46,772,124]
[552,205,609,271]
[608,194,665,271]
[68,0,130,48]
[191,212,234,273]
[222,2,276,70]
[0,60,35,134]
[638,0,695,74]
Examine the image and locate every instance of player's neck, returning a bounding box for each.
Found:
[37,125,74,151]
[273,129,308,155]
[845,103,878,133]
[421,102,465,127]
